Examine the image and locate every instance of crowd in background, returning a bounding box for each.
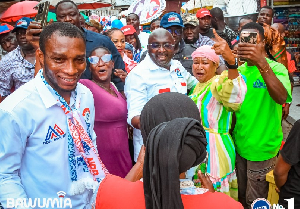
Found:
[0,1,299,209]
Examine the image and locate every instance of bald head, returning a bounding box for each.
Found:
[148,28,174,45]
[271,23,285,37]
[147,28,175,70]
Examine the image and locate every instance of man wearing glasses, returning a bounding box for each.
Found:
[0,17,35,102]
[124,28,198,162]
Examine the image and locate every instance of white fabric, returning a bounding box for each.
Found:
[0,75,99,208]
[125,54,198,161]
[138,32,150,51]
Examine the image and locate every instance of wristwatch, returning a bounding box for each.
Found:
[225,58,238,69]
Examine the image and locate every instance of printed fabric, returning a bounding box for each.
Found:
[188,71,247,199]
[38,70,108,195]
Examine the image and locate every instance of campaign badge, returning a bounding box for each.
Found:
[251,198,271,209]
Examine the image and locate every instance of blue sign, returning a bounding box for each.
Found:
[251,198,271,209]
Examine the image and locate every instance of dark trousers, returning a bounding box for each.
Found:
[236,153,276,209]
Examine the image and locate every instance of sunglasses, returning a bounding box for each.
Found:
[148,43,175,50]
[167,28,182,35]
[88,54,112,64]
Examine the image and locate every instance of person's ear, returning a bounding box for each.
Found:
[36,48,45,68]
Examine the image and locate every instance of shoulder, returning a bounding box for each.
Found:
[0,48,19,68]
[0,79,36,112]
[79,79,93,88]
[77,82,94,96]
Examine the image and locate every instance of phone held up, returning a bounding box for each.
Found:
[34,1,50,36]
[239,31,258,62]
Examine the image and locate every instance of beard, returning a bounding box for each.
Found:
[184,37,198,44]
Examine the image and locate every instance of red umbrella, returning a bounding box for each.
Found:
[77,2,111,10]
[0,1,39,23]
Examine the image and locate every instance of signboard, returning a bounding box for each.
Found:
[127,0,166,24]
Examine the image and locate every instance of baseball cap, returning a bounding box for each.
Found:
[182,14,198,27]
[12,17,32,33]
[0,23,14,35]
[125,42,134,52]
[196,8,212,19]
[121,25,136,35]
[160,12,184,28]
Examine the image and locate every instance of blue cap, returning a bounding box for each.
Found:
[125,42,134,52]
[160,12,184,28]
[12,17,32,33]
[111,19,124,29]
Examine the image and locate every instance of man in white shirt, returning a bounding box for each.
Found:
[126,13,149,50]
[0,22,107,208]
[125,28,198,161]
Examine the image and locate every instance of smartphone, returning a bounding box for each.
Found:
[35,1,50,28]
[240,31,258,62]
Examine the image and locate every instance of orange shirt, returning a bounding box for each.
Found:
[96,174,243,209]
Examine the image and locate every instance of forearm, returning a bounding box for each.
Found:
[125,161,143,182]
[274,172,288,190]
[131,116,141,129]
[257,60,287,105]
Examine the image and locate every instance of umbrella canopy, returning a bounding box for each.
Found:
[0,1,39,23]
[37,0,111,10]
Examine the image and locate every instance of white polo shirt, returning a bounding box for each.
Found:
[125,54,197,161]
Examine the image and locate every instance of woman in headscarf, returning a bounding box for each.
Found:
[94,93,243,209]
[188,31,247,199]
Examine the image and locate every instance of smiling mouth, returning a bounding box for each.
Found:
[61,77,77,82]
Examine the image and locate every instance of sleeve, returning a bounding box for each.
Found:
[124,70,147,125]
[180,64,198,90]
[272,62,292,103]
[280,120,300,166]
[0,109,28,208]
[210,71,247,112]
[0,59,13,97]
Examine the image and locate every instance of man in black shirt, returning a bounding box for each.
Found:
[196,8,214,39]
[274,120,300,208]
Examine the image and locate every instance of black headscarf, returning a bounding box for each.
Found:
[140,93,207,209]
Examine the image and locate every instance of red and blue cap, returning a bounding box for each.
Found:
[160,12,184,28]
[12,17,32,33]
[0,23,14,35]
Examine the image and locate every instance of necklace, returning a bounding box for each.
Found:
[92,80,116,97]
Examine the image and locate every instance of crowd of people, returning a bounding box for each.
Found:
[0,0,299,209]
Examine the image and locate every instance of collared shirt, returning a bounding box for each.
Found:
[0,73,97,208]
[81,28,125,91]
[124,54,198,161]
[0,46,34,97]
[195,33,225,66]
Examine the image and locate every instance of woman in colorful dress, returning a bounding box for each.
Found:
[188,32,247,199]
[79,46,132,178]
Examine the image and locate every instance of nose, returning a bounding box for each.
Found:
[5,41,11,49]
[157,45,166,52]
[171,31,177,37]
[187,28,193,33]
[64,15,72,22]
[65,61,78,75]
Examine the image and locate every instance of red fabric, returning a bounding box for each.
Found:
[287,51,297,73]
[121,25,136,36]
[0,1,38,23]
[96,174,243,209]
[159,88,171,94]
[196,8,211,19]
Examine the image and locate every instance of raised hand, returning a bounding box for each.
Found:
[26,21,43,50]
[211,29,235,65]
[237,40,266,68]
[114,69,128,83]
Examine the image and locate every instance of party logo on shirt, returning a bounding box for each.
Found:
[251,198,270,209]
[43,124,66,145]
[253,79,266,89]
[175,68,183,78]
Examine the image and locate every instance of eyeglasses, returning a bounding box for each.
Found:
[148,43,175,50]
[166,28,182,35]
[88,54,112,64]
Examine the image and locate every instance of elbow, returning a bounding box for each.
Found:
[277,94,287,105]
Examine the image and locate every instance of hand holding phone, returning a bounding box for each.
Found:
[35,1,50,28]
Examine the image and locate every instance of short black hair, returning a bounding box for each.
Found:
[55,0,78,14]
[150,18,160,26]
[240,22,265,40]
[89,46,111,57]
[260,6,274,17]
[39,22,85,53]
[239,16,253,24]
[210,7,224,21]
[127,13,139,21]
[103,28,123,39]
